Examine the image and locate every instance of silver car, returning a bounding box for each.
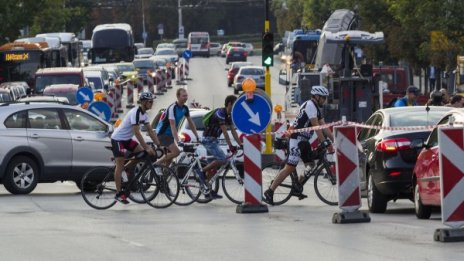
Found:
[233,66,265,94]
[0,102,113,194]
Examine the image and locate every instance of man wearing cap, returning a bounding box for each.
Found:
[394,86,419,107]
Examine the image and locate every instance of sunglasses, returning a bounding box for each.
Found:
[146,100,153,104]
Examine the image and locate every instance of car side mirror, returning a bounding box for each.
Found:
[279,69,289,85]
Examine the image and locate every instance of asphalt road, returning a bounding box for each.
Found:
[1,55,464,260]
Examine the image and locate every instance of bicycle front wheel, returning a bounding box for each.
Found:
[314,163,338,206]
[262,163,294,205]
[81,167,117,210]
[141,164,180,208]
[173,163,201,206]
[222,169,244,204]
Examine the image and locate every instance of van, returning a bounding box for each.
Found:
[34,67,85,94]
[187,32,210,57]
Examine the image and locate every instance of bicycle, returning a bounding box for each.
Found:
[81,144,180,210]
[262,138,338,206]
[172,142,244,205]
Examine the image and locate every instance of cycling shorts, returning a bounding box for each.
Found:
[111,139,138,158]
[286,136,309,167]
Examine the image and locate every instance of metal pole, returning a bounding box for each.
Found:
[264,0,272,154]
[142,0,146,46]
[178,0,183,39]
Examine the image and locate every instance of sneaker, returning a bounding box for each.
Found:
[207,191,223,200]
[115,191,130,204]
[263,189,274,205]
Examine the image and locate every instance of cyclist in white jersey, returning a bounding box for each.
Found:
[263,86,334,205]
[111,92,160,204]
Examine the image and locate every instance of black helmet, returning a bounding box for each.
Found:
[406,86,419,95]
[139,92,155,101]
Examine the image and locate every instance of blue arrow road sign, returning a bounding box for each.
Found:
[232,93,272,134]
[88,101,112,122]
[182,50,192,60]
[76,87,93,105]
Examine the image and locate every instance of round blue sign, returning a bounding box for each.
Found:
[88,101,112,122]
[76,87,93,105]
[183,50,192,60]
[231,92,272,134]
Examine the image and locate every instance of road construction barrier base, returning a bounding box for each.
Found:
[434,228,464,242]
[332,210,371,224]
[236,203,268,214]
[126,104,135,109]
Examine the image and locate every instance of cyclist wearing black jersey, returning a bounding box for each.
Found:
[111,92,160,204]
[200,95,242,198]
[263,86,334,205]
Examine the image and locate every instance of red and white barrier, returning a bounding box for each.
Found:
[166,69,172,88]
[136,77,144,93]
[434,127,464,242]
[332,124,370,224]
[114,81,123,113]
[236,134,268,213]
[147,73,155,94]
[126,80,135,108]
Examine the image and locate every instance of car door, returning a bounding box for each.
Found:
[63,109,113,179]
[26,108,72,180]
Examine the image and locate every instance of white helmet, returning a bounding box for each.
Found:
[311,85,329,97]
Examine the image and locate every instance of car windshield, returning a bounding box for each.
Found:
[87,77,103,90]
[133,60,154,69]
[240,68,264,75]
[35,75,81,93]
[116,64,135,72]
[156,49,176,55]
[44,91,77,105]
[390,111,446,127]
[0,92,12,102]
[184,115,205,131]
[138,48,154,55]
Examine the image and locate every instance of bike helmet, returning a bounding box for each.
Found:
[311,85,329,96]
[139,92,155,101]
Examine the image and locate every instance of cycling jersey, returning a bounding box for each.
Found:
[290,99,322,139]
[203,108,232,138]
[111,106,149,141]
[156,102,190,137]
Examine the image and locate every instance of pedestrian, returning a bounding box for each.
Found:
[393,86,419,107]
[446,95,464,108]
[427,91,444,106]
[440,88,450,104]
[156,87,200,165]
[429,65,436,90]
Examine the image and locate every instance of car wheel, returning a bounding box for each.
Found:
[3,156,39,194]
[367,171,388,213]
[414,182,432,219]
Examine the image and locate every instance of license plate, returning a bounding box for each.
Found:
[233,54,240,57]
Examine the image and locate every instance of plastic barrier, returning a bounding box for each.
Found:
[332,123,370,224]
[166,69,172,88]
[114,81,123,113]
[147,72,155,94]
[126,80,135,108]
[434,126,464,242]
[236,134,268,213]
[136,77,144,94]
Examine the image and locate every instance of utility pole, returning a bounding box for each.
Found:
[178,0,184,39]
[142,0,147,46]
[264,0,272,154]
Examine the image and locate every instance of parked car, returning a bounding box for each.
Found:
[84,66,111,90]
[154,48,179,64]
[243,43,254,56]
[0,102,113,194]
[233,66,265,94]
[358,106,453,213]
[412,109,464,219]
[84,70,106,92]
[34,67,85,94]
[209,42,222,56]
[43,84,79,105]
[156,43,176,52]
[226,47,247,64]
[115,62,138,81]
[173,38,188,57]
[220,43,228,57]
[135,47,155,59]
[226,62,252,87]
[0,82,29,100]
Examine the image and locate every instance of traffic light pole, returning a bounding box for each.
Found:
[264,0,272,154]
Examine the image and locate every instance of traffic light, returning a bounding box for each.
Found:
[262,32,274,67]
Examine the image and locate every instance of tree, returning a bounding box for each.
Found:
[0,0,44,44]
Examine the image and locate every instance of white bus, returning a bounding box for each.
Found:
[187,32,210,57]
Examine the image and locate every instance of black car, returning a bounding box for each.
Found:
[358,106,452,213]
[225,47,247,64]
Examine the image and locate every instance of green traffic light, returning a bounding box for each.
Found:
[264,57,273,66]
[262,32,274,67]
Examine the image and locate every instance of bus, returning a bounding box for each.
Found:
[90,23,135,64]
[36,32,81,67]
[0,41,56,88]
[188,32,210,57]
[15,37,68,67]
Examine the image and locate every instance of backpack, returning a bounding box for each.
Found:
[153,108,166,127]
[202,108,217,127]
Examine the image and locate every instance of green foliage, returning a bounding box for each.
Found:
[0,0,44,44]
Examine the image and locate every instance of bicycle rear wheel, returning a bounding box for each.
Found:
[141,164,180,208]
[314,163,338,206]
[81,167,117,210]
[127,162,149,204]
[173,163,201,206]
[222,169,244,204]
[261,163,293,205]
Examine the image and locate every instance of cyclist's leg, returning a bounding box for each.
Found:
[202,137,226,180]
[155,135,179,166]
[269,138,299,191]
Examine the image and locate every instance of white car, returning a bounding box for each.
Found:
[209,42,222,56]
[135,47,155,59]
[243,43,254,56]
[154,48,179,64]
[233,66,265,94]
[156,43,176,52]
